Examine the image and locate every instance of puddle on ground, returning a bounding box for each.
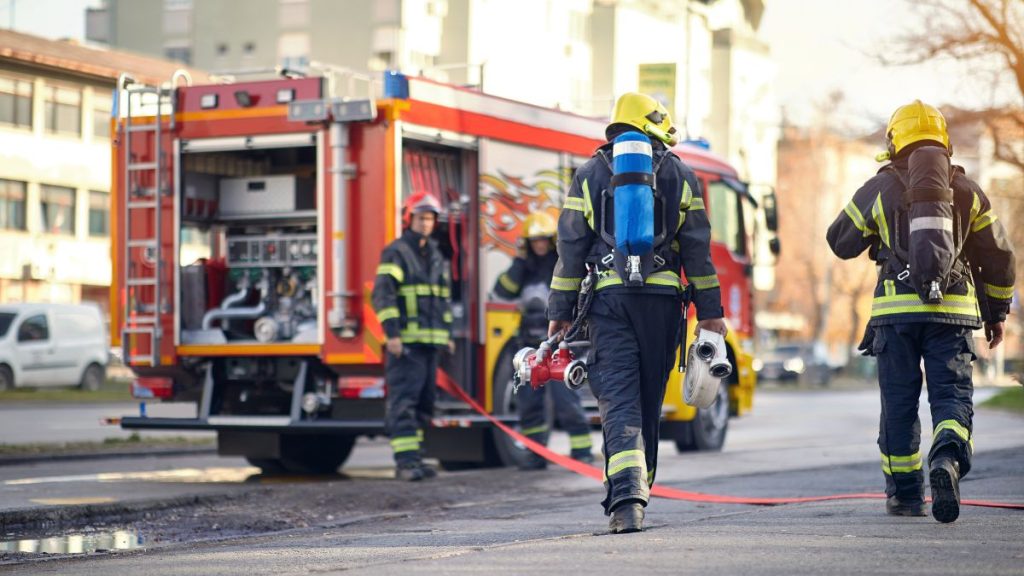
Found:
[0,529,143,554]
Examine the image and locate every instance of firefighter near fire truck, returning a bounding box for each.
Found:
[547,93,728,533]
[826,100,1016,523]
[372,191,454,481]
[493,211,594,470]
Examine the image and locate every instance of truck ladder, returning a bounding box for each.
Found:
[121,84,175,366]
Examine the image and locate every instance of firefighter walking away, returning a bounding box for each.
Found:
[549,93,727,533]
[827,100,1015,522]
[494,211,594,469]
[372,191,454,481]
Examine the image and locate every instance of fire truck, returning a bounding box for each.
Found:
[111,67,777,473]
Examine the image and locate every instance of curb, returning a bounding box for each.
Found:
[0,491,244,533]
[0,446,216,467]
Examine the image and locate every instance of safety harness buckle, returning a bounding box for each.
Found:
[897,269,910,281]
[600,253,615,268]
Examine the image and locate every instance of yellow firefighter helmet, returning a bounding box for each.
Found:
[522,211,557,240]
[609,92,679,146]
[886,100,950,157]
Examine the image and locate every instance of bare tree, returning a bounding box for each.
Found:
[883,0,1024,170]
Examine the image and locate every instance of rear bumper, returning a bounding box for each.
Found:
[121,413,516,434]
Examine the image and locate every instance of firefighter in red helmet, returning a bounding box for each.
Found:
[372,191,454,481]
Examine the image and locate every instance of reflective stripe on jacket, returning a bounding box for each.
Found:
[826,159,1015,326]
[371,230,453,346]
[548,138,724,321]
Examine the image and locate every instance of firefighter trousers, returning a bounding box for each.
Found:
[517,371,593,458]
[588,291,681,514]
[385,346,438,466]
[874,323,976,501]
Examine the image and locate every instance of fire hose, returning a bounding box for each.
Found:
[436,377,1024,510]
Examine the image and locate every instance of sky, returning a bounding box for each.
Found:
[760,0,1013,133]
[4,0,1014,135]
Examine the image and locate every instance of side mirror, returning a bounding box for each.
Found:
[769,237,781,256]
[763,190,779,233]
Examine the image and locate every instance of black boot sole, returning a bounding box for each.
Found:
[930,467,960,523]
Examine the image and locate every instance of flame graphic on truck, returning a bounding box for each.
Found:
[479,168,572,256]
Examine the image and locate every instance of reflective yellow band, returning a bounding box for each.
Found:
[499,273,519,293]
[681,180,693,206]
[971,191,981,222]
[399,284,451,298]
[551,276,583,291]
[570,434,593,449]
[934,419,970,442]
[971,210,997,233]
[563,197,585,212]
[417,429,425,441]
[376,263,404,283]
[595,269,682,291]
[607,449,646,477]
[521,424,548,436]
[872,193,891,248]
[880,451,922,475]
[647,468,655,487]
[871,293,979,318]
[884,280,895,297]
[844,200,871,236]
[442,311,453,323]
[689,274,720,290]
[390,436,420,453]
[984,283,1014,300]
[688,197,705,211]
[398,328,451,345]
[582,179,595,230]
[376,306,400,322]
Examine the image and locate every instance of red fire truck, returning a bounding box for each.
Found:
[111,68,777,473]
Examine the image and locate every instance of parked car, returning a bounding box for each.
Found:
[0,303,108,391]
[754,342,832,385]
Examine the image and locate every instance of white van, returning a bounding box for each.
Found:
[0,303,109,390]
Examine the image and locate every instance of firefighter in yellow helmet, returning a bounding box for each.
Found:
[828,100,1015,522]
[493,211,594,469]
[550,92,726,532]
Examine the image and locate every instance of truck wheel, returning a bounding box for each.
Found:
[489,346,550,469]
[79,363,105,392]
[673,381,729,453]
[0,365,12,391]
[249,434,357,475]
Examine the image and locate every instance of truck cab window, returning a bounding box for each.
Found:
[706,179,746,257]
[17,314,49,342]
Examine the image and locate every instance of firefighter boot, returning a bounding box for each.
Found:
[571,449,595,464]
[396,463,427,482]
[885,496,926,517]
[930,456,961,523]
[519,452,548,471]
[608,501,644,534]
[419,463,438,479]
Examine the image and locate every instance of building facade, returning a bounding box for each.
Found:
[0,29,206,315]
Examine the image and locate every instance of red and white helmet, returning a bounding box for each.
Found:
[402,191,443,228]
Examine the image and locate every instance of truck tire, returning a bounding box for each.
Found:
[248,434,357,475]
[79,363,105,392]
[0,365,12,391]
[489,346,550,469]
[673,380,729,453]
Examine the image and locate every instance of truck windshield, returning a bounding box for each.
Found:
[0,313,14,337]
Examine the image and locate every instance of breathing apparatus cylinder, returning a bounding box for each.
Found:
[612,131,655,257]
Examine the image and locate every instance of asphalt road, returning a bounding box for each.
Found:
[0,402,212,444]
[1,388,1022,574]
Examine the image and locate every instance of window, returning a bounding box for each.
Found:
[93,93,111,139]
[88,190,108,237]
[17,314,49,343]
[44,85,82,136]
[0,179,26,231]
[278,33,310,70]
[0,313,14,338]
[706,179,745,256]
[164,45,192,65]
[244,42,256,54]
[39,185,76,236]
[0,75,33,128]
[216,43,229,56]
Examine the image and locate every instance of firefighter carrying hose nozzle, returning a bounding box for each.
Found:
[548,93,727,533]
[494,211,595,470]
[827,100,1015,523]
[372,191,455,482]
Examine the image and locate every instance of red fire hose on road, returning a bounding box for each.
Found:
[437,379,1024,510]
